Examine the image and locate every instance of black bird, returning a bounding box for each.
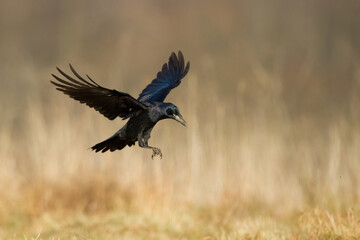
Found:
[50,51,190,158]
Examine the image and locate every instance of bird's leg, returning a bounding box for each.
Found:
[144,128,162,159]
[138,133,162,159]
[140,142,162,159]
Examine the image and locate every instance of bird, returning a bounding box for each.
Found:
[50,51,190,159]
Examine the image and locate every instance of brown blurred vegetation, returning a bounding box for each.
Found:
[1,0,360,238]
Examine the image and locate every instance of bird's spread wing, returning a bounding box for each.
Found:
[50,65,146,120]
[138,51,190,103]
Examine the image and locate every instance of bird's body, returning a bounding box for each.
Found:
[51,51,189,158]
[93,105,156,153]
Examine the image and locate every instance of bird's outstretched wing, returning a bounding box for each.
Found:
[50,65,146,120]
[138,51,190,103]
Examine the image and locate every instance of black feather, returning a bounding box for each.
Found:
[50,65,146,120]
[138,50,190,103]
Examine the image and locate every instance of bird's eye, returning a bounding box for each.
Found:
[166,108,173,115]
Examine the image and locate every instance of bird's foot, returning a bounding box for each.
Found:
[151,147,163,159]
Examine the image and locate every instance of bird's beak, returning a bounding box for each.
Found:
[173,114,187,127]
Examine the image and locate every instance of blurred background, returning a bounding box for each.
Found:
[1,0,360,236]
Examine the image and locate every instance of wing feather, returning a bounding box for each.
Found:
[51,65,146,120]
[138,51,190,103]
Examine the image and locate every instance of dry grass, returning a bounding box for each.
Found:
[3,203,360,239]
[1,0,360,239]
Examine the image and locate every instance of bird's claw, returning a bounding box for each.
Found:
[151,147,163,159]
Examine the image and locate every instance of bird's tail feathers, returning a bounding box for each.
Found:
[91,134,134,153]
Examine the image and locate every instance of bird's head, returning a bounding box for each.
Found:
[161,103,187,127]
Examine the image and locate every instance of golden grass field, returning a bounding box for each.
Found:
[1,0,360,239]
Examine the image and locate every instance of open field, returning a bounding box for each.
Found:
[1,0,360,239]
[4,206,360,239]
